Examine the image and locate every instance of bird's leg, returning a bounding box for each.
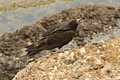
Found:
[56,46,65,53]
[59,46,64,52]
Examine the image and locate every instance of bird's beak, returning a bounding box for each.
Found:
[77,19,85,27]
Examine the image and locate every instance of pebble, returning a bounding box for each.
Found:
[64,51,69,55]
[42,77,49,80]
[0,53,3,57]
[97,50,100,53]
[63,59,74,65]
[102,63,112,72]
[116,76,120,80]
[27,42,32,45]
[79,47,86,54]
[20,48,28,56]
[100,55,106,61]
[0,57,7,63]
[73,61,80,68]
[59,53,64,57]
[92,63,98,70]
[66,64,73,70]
[74,71,82,78]
[102,44,107,47]
[117,55,120,64]
[54,66,57,71]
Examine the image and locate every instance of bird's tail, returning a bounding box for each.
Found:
[25,45,43,56]
[26,49,43,56]
[25,38,46,56]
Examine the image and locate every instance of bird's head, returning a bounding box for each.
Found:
[67,19,85,31]
[76,19,85,27]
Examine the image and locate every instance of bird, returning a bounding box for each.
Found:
[26,19,84,55]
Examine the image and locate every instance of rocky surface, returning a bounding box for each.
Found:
[0,5,120,79]
[13,37,120,80]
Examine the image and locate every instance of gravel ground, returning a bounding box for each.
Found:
[13,36,120,80]
[0,5,120,80]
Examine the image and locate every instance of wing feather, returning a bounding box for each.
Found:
[42,22,71,37]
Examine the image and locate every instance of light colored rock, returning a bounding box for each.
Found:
[13,37,120,80]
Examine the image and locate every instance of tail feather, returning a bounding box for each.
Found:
[25,38,47,56]
[25,44,44,55]
[27,49,43,56]
[25,44,33,49]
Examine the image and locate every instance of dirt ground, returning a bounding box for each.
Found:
[0,5,120,80]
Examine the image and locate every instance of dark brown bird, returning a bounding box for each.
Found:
[26,19,84,55]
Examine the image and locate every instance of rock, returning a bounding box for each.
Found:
[13,36,120,80]
[117,55,120,64]
[74,71,83,79]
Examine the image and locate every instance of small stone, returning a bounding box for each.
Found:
[67,64,73,69]
[59,53,64,57]
[96,59,102,64]
[85,78,91,80]
[111,44,114,46]
[7,62,15,70]
[74,72,82,78]
[97,50,100,53]
[103,63,112,71]
[48,72,53,76]
[109,26,112,29]
[42,77,49,80]
[118,49,120,53]
[73,61,80,68]
[100,40,105,43]
[116,76,120,80]
[20,48,28,56]
[0,53,3,56]
[64,59,74,65]
[102,44,107,47]
[70,52,75,57]
[54,66,57,71]
[117,55,120,64]
[79,47,86,54]
[27,42,32,45]
[100,55,106,61]
[86,56,93,60]
[40,66,45,71]
[70,52,76,60]
[64,52,69,57]
[91,63,98,70]
[64,51,69,55]
[52,55,57,59]
[0,57,7,63]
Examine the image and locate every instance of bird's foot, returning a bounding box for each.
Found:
[57,47,65,53]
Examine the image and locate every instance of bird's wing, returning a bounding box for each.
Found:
[42,27,57,37]
[42,22,70,37]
